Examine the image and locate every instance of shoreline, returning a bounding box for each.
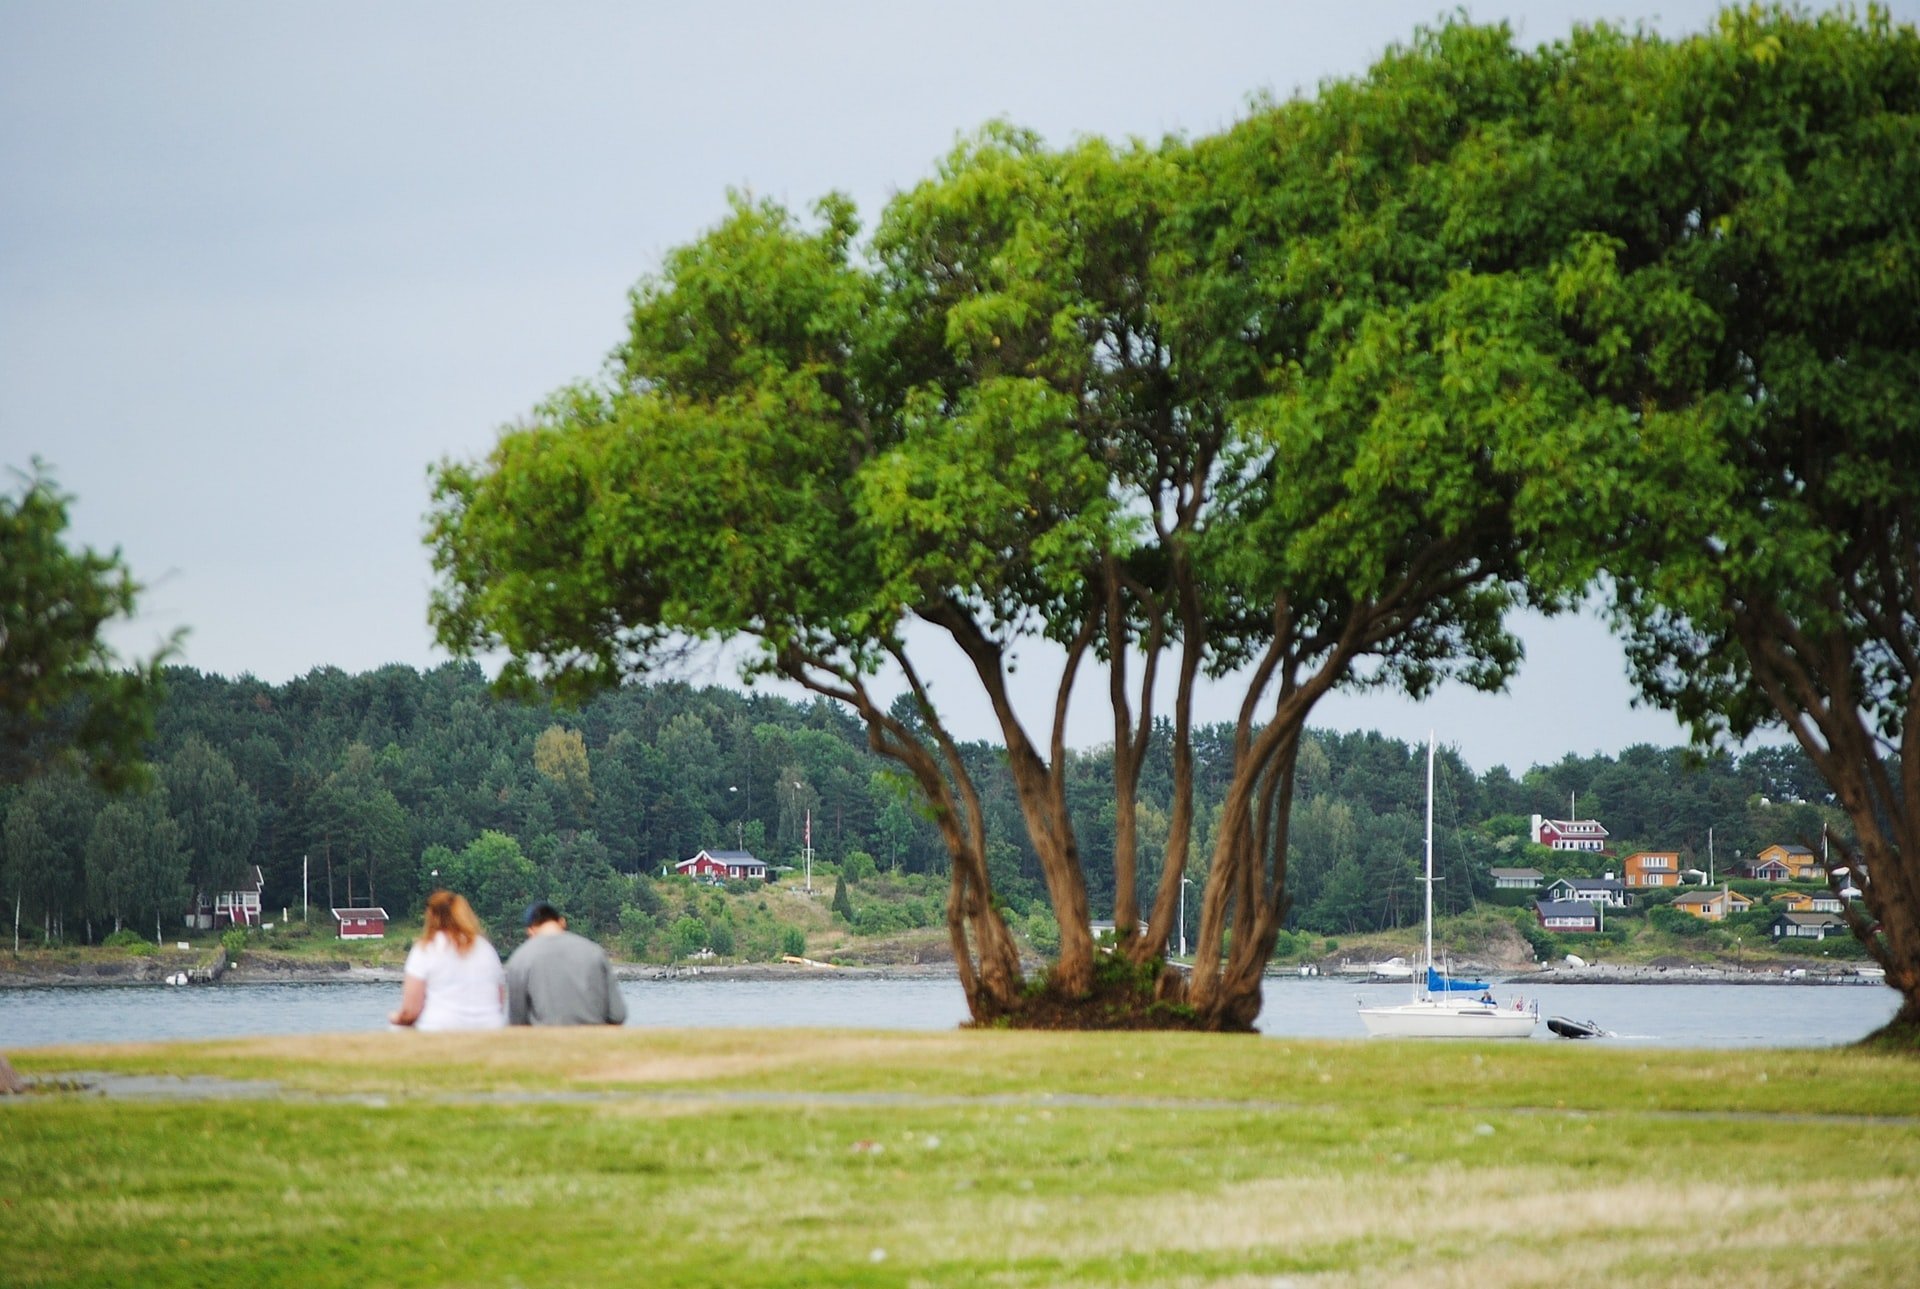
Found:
[1509,961,1887,987]
[0,956,967,989]
[1,956,1886,989]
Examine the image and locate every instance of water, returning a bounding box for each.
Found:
[0,975,1900,1050]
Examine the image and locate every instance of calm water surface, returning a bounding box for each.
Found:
[0,975,1900,1049]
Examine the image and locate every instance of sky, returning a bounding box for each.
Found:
[6,1,1891,775]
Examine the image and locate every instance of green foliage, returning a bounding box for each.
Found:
[831,873,852,922]
[0,465,174,790]
[618,902,658,960]
[162,736,259,900]
[101,928,148,950]
[432,831,539,936]
[1649,905,1713,939]
[779,925,806,958]
[219,926,249,957]
[670,915,709,958]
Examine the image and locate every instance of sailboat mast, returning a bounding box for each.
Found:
[1424,732,1435,979]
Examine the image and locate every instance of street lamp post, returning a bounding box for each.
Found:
[1178,876,1192,960]
[729,785,742,849]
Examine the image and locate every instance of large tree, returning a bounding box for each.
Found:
[0,466,172,790]
[1527,8,1920,1038]
[163,735,260,908]
[428,22,1615,1028]
[84,785,188,942]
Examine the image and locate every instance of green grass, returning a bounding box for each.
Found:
[6,1031,1919,1287]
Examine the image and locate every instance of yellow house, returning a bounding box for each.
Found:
[1672,887,1754,922]
[1755,843,1825,882]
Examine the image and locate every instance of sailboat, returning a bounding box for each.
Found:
[1358,734,1537,1039]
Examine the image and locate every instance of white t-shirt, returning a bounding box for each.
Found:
[403,931,507,1031]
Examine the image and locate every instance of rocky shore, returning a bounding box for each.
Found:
[1514,961,1886,986]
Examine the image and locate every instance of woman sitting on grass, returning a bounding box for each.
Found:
[389,889,506,1031]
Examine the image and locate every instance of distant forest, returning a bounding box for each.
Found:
[1,662,1840,945]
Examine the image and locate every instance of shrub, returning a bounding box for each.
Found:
[670,916,709,958]
[1649,905,1712,938]
[220,927,249,958]
[102,929,150,950]
[780,926,807,958]
[707,920,735,956]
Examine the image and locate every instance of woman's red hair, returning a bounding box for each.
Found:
[422,889,482,954]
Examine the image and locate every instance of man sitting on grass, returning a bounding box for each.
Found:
[505,901,628,1026]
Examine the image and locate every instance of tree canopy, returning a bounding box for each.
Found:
[0,465,172,790]
[428,7,1920,1030]
[1530,6,1920,1034]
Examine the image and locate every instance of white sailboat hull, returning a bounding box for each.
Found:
[1358,1000,1537,1039]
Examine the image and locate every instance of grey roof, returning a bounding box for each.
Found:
[1773,911,1847,929]
[682,849,764,865]
[1549,877,1625,892]
[1535,899,1597,920]
[1490,867,1544,880]
[1674,888,1747,905]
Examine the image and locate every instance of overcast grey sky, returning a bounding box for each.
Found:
[5,1,1887,773]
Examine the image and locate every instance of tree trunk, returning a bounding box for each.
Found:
[789,647,1025,1020]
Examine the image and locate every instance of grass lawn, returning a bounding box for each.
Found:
[5,1030,1918,1287]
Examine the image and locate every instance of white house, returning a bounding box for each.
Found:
[1542,876,1628,908]
[187,865,265,930]
[1535,899,1599,933]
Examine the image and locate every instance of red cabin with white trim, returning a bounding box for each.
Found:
[332,908,389,940]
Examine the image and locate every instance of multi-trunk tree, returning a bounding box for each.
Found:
[1521,7,1920,1039]
[428,19,1606,1028]
[429,7,1920,1034]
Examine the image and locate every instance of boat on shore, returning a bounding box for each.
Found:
[1358,735,1536,1040]
[1366,956,1414,981]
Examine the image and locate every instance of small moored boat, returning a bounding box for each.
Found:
[1546,1016,1609,1040]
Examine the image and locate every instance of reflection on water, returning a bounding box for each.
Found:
[0,975,1900,1050]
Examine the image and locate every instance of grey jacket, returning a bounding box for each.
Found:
[505,929,627,1025]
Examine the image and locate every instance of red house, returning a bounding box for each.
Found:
[332,908,389,940]
[1531,814,1609,853]
[676,849,769,882]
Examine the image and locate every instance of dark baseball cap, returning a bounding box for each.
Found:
[523,901,563,927]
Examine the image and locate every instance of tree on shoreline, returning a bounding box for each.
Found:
[1536,7,1920,1041]
[426,20,1605,1029]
